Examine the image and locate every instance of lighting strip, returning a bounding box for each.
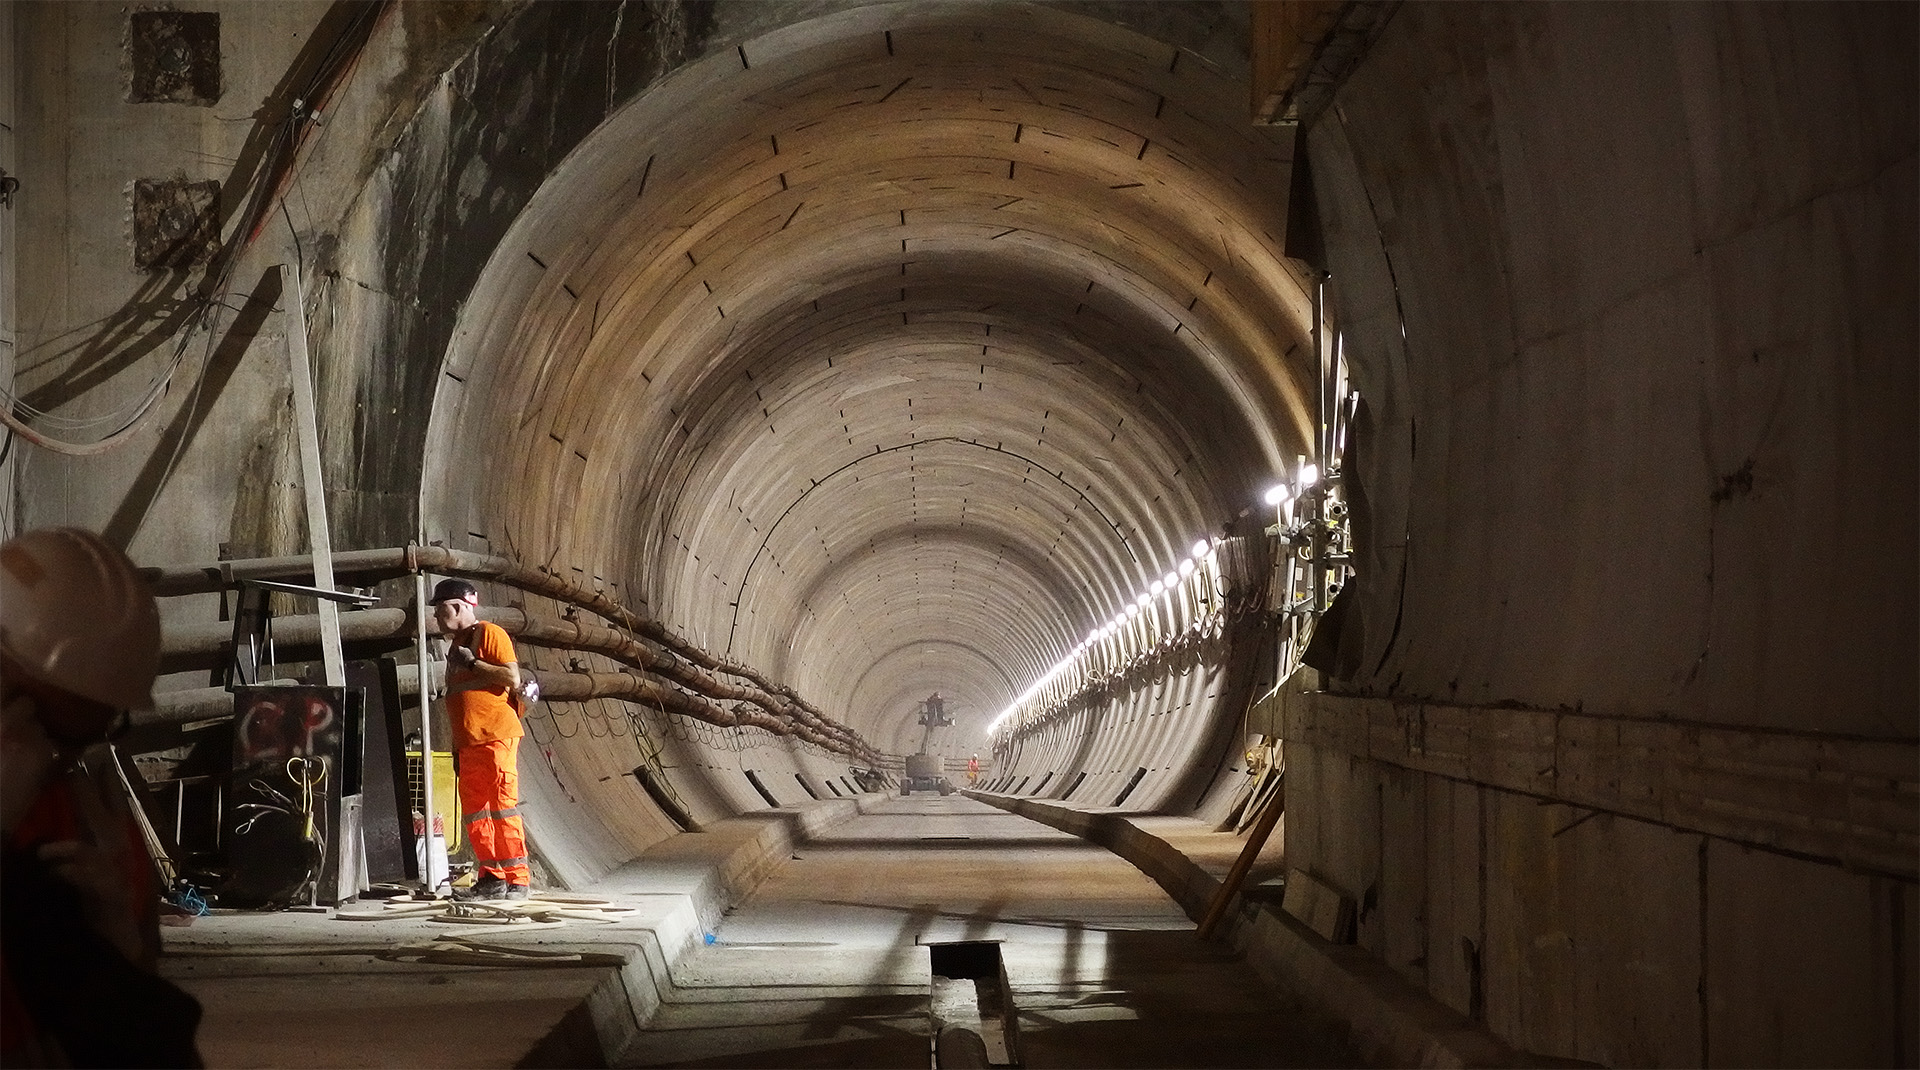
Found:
[987,462,1326,740]
[986,535,1220,738]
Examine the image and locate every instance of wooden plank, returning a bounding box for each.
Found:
[1378,764,1428,987]
[1468,707,1557,799]
[1705,840,1885,1067]
[1483,791,1578,1059]
[1424,779,1481,1018]
[1568,815,1702,1067]
[1293,692,1916,878]
[1282,865,1355,943]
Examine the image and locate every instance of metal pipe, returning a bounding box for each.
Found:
[161,608,411,664]
[145,648,870,761]
[141,661,800,734]
[413,570,439,890]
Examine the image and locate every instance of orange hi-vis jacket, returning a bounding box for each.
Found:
[446,621,530,886]
[446,621,521,748]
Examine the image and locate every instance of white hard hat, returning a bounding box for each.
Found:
[0,528,160,710]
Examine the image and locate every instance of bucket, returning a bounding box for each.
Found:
[413,811,450,889]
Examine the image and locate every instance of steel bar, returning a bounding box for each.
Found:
[413,571,440,889]
[282,260,343,690]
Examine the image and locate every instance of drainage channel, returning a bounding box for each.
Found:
[926,940,1021,1069]
[616,795,1360,1068]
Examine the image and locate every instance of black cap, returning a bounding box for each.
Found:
[429,578,479,605]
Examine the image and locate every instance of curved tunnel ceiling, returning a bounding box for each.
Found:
[428,3,1319,749]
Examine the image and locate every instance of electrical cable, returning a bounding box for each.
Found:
[4,2,385,456]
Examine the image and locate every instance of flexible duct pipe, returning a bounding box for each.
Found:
[141,662,861,757]
[154,605,877,760]
[139,546,851,745]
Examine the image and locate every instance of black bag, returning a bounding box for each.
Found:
[1,846,204,1067]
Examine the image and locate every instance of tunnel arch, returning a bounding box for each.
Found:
[5,2,1911,1062]
[420,0,1316,851]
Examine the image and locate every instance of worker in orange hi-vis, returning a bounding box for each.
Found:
[968,754,980,786]
[430,579,532,901]
[2,527,205,1067]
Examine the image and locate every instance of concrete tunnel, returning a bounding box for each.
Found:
[2,1,1915,1066]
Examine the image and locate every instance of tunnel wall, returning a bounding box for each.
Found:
[1280,4,1918,1066]
[3,0,800,892]
[4,0,1291,893]
[10,6,1911,1061]
[409,0,1305,888]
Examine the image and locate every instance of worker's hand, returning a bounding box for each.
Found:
[447,644,475,669]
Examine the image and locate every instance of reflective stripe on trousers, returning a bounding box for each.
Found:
[457,737,530,885]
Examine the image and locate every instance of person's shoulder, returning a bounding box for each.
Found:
[477,619,517,657]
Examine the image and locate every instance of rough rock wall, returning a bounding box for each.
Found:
[314,0,720,551]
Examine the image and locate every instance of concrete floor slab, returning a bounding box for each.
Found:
[618,795,1358,1069]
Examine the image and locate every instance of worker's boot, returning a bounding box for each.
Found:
[452,875,508,901]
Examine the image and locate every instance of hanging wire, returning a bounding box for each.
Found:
[2,2,385,456]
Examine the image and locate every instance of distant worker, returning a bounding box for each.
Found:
[1,527,203,1066]
[432,578,532,901]
[967,754,980,786]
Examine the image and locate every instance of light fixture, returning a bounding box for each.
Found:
[1299,463,1320,487]
[1161,570,1179,588]
[1263,485,1289,506]
[1178,559,1195,577]
[1149,578,1164,595]
[1124,603,1139,617]
[1191,539,1210,558]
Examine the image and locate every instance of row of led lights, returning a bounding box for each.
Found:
[988,466,1323,738]
[987,535,1220,736]
[1263,462,1320,509]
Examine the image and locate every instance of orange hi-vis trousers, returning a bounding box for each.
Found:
[457,738,530,885]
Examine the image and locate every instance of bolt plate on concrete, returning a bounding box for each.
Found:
[133,178,221,271]
[129,10,221,105]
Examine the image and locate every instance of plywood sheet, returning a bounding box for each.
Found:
[1424,778,1481,1019]
[1704,839,1886,1067]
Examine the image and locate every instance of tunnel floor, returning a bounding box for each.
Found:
[619,795,1358,1069]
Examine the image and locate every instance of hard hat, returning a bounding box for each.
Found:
[430,577,480,605]
[0,528,160,711]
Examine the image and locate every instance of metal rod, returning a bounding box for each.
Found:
[1313,274,1325,467]
[1196,768,1286,940]
[282,261,344,689]
[414,569,439,891]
